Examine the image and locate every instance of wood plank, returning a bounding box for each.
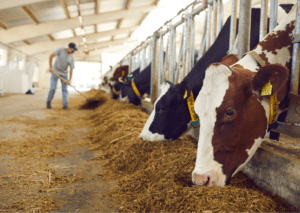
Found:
[22,5,40,24]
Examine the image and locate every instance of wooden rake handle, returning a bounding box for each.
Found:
[51,71,89,100]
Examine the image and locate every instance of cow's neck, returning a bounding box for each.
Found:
[133,66,151,95]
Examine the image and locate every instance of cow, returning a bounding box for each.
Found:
[192,4,296,187]
[111,65,129,82]
[119,63,152,105]
[138,6,283,141]
[109,67,140,100]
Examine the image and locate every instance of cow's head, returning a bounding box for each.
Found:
[192,62,289,186]
[139,81,193,141]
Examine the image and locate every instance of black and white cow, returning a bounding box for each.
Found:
[139,5,291,141]
[119,63,152,105]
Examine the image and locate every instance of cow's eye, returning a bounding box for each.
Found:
[226,109,236,116]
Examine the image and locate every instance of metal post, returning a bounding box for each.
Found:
[218,0,224,34]
[165,31,172,81]
[237,0,252,59]
[229,0,238,51]
[185,17,191,77]
[198,11,208,60]
[290,0,300,94]
[190,16,195,69]
[150,33,159,104]
[158,34,164,96]
[171,27,177,83]
[212,0,217,43]
[137,50,141,69]
[269,0,278,32]
[259,0,268,41]
[206,3,211,49]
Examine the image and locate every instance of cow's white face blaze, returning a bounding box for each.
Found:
[139,82,171,141]
[192,63,232,186]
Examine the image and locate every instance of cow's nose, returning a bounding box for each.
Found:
[138,136,143,140]
[192,173,210,186]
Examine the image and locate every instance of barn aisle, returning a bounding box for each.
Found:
[0,89,119,212]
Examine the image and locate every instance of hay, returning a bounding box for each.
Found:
[84,90,297,212]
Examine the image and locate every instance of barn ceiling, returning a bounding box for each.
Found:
[0,0,163,62]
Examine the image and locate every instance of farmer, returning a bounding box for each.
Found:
[46,42,77,109]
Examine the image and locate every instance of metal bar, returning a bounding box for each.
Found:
[206,3,211,49]
[171,27,177,82]
[150,33,159,103]
[212,0,217,43]
[229,0,238,50]
[185,17,191,77]
[290,0,300,94]
[259,0,268,41]
[141,46,146,70]
[158,34,164,96]
[137,50,141,69]
[237,0,252,59]
[198,11,208,60]
[182,19,187,78]
[270,122,300,138]
[218,0,223,34]
[190,16,195,69]
[165,30,172,81]
[269,0,278,32]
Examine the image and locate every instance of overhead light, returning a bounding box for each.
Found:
[78,16,83,23]
[83,37,86,43]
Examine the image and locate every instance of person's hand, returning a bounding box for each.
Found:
[49,67,53,73]
[67,79,71,85]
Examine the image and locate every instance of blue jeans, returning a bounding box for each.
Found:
[47,73,69,107]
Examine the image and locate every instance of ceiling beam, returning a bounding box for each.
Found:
[139,12,149,25]
[126,0,134,10]
[47,34,55,41]
[0,20,7,29]
[22,5,40,24]
[78,37,134,52]
[18,26,139,55]
[95,0,101,14]
[0,0,49,10]
[0,5,159,44]
[60,0,71,19]
[23,40,31,45]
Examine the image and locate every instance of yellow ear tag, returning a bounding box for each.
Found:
[183,90,187,99]
[269,93,278,124]
[122,70,125,77]
[261,80,272,96]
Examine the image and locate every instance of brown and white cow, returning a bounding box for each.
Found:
[192,4,296,187]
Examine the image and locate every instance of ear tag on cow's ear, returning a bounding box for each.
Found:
[183,90,187,99]
[269,92,278,124]
[122,70,125,77]
[261,80,272,96]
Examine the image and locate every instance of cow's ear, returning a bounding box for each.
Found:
[220,54,239,66]
[251,64,289,101]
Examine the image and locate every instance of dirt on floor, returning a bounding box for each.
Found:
[0,88,298,212]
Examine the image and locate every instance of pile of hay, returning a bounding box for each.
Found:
[85,90,297,212]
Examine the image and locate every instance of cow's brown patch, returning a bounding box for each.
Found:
[112,65,129,81]
[257,21,295,68]
[212,68,268,181]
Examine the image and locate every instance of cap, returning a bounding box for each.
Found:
[68,42,78,51]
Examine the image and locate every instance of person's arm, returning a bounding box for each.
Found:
[67,69,73,85]
[49,53,56,72]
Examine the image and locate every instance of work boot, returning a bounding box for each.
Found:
[47,102,51,109]
[63,105,70,110]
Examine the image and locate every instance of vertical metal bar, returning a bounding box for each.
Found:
[142,46,146,70]
[237,0,252,60]
[218,0,224,34]
[229,0,238,50]
[171,27,177,83]
[150,33,159,104]
[190,16,195,69]
[166,30,172,81]
[212,0,217,43]
[206,3,211,48]
[137,50,141,69]
[260,0,268,41]
[198,11,208,60]
[269,0,278,32]
[290,0,300,94]
[158,34,164,96]
[182,19,187,78]
[185,17,191,78]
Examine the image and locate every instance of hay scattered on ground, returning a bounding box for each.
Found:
[85,90,297,212]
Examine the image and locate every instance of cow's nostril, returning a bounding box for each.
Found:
[138,137,143,140]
